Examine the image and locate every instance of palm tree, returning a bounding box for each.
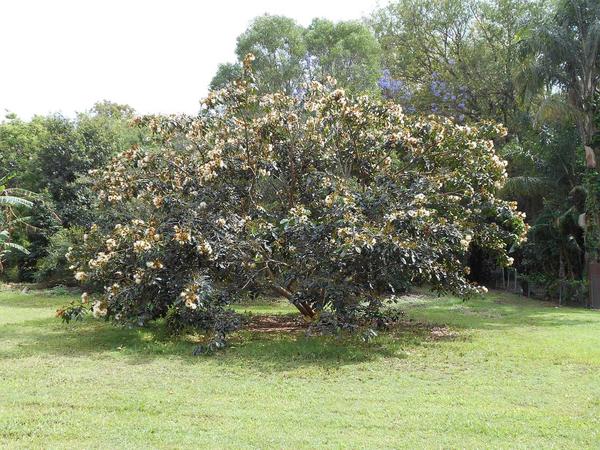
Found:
[521,0,599,151]
[0,179,33,269]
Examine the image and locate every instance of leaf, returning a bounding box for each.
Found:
[3,241,29,255]
[0,195,33,208]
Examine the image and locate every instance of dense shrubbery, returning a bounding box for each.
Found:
[60,56,526,346]
[0,103,146,283]
[35,227,86,284]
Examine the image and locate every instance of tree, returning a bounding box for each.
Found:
[63,56,526,348]
[211,15,382,95]
[520,0,600,263]
[209,63,243,91]
[303,19,381,94]
[0,102,144,282]
[0,179,33,270]
[370,0,543,126]
[235,15,306,94]
[0,114,49,189]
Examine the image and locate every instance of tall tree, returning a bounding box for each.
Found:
[521,0,599,154]
[210,62,242,91]
[371,0,543,127]
[235,15,306,94]
[211,15,382,95]
[521,0,600,263]
[303,18,381,94]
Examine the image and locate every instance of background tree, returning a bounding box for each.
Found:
[0,102,145,282]
[520,0,600,264]
[371,0,544,127]
[303,18,381,94]
[209,62,243,91]
[211,15,382,95]
[234,15,306,94]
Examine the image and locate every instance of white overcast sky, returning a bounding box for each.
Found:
[0,0,386,119]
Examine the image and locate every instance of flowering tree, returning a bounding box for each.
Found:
[61,55,526,347]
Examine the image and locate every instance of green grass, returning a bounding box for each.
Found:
[1,288,600,449]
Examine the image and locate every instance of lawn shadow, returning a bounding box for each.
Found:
[7,289,592,372]
[0,318,182,363]
[214,328,417,372]
[0,311,440,371]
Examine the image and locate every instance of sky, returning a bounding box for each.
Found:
[0,0,386,119]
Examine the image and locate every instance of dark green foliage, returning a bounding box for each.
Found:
[165,277,241,353]
[56,302,87,324]
[35,227,86,285]
[0,102,145,281]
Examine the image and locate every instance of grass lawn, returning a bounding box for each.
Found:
[1,288,600,449]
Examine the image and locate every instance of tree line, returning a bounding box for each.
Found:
[1,0,599,305]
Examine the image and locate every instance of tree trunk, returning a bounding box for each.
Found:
[269,284,316,319]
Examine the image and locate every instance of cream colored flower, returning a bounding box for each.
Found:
[133,240,152,253]
[146,260,164,270]
[74,271,88,282]
[153,195,164,208]
[180,287,200,309]
[197,241,213,257]
[325,194,335,207]
[173,225,192,245]
[92,300,108,318]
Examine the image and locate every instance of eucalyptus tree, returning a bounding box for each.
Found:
[210,15,382,95]
[303,18,381,94]
[234,15,306,95]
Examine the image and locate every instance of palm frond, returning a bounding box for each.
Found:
[2,241,29,255]
[534,95,577,126]
[501,176,554,199]
[0,195,33,208]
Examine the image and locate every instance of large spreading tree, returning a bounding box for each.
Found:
[63,55,526,347]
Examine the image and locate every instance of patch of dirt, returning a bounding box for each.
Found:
[242,314,460,341]
[244,314,308,333]
[429,326,458,340]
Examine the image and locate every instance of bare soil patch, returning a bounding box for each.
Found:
[244,314,308,333]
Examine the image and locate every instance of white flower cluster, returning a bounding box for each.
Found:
[180,285,201,309]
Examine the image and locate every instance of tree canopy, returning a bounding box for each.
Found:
[211,15,381,95]
[62,56,526,347]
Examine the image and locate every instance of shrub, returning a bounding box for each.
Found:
[35,227,86,285]
[65,55,526,347]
